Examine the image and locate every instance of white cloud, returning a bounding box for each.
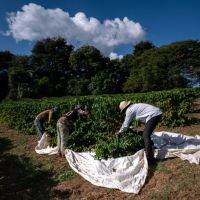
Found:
[5,3,145,56]
[109,52,123,60]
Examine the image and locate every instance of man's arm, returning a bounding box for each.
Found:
[48,110,53,123]
[115,111,134,135]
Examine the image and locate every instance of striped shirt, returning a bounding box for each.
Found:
[58,110,79,124]
[119,103,162,133]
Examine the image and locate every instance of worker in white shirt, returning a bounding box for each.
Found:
[115,101,162,165]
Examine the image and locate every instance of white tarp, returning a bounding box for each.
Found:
[152,131,200,164]
[35,133,58,155]
[35,131,200,193]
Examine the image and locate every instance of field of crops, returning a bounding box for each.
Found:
[0,88,199,159]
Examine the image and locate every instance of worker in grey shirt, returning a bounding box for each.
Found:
[115,101,162,165]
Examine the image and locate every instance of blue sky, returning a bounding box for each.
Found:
[0,0,200,58]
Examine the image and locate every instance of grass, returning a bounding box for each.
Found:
[0,147,57,199]
[148,158,200,200]
[156,162,172,174]
[148,185,171,200]
[56,167,76,182]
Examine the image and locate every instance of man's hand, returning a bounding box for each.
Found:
[129,126,136,132]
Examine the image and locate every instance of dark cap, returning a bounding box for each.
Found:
[52,107,60,112]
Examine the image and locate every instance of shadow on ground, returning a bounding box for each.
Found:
[0,137,71,200]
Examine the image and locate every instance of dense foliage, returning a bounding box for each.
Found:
[95,131,144,159]
[0,88,199,159]
[0,38,199,100]
[124,40,200,92]
[0,51,15,100]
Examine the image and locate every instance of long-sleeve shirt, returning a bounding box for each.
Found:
[119,103,162,133]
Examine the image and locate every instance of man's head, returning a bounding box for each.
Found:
[52,107,60,113]
[75,105,89,116]
[119,101,131,113]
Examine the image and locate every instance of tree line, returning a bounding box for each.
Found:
[0,38,200,100]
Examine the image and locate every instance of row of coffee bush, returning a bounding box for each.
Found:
[0,88,199,158]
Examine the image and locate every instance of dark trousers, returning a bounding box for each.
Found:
[143,114,162,161]
[34,118,44,139]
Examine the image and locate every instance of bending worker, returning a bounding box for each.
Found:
[115,101,162,165]
[34,107,60,139]
[57,105,88,157]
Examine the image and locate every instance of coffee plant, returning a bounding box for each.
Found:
[0,88,199,159]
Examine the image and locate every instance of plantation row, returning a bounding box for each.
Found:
[0,88,199,159]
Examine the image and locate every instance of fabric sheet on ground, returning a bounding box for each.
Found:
[35,131,200,193]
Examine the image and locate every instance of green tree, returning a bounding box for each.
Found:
[124,40,200,92]
[69,45,106,95]
[88,71,118,95]
[0,51,15,100]
[0,69,9,100]
[31,37,74,97]
[8,56,34,99]
[133,41,155,57]
[67,78,90,95]
[88,56,132,95]
[69,45,105,79]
